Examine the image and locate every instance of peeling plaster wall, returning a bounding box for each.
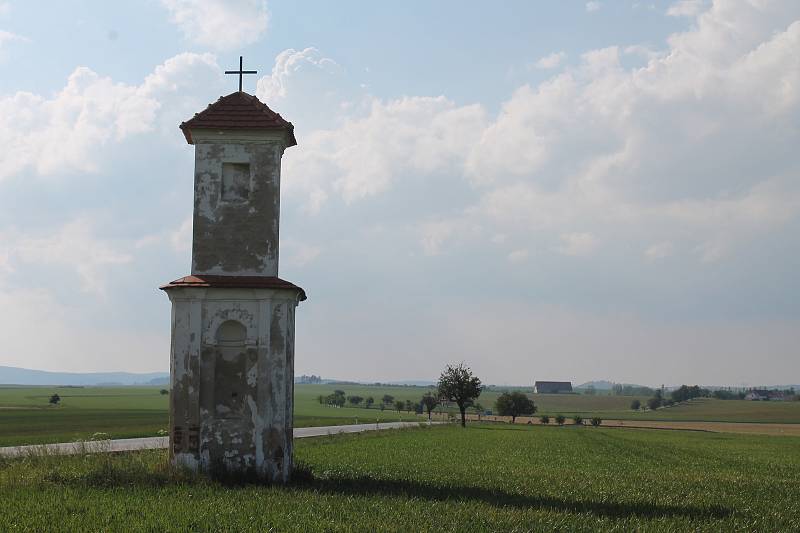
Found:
[190,132,285,277]
[167,287,299,482]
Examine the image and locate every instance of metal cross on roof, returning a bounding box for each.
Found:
[225,56,258,92]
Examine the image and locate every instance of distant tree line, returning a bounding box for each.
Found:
[630,384,768,411]
[670,385,710,403]
[710,389,745,400]
[612,384,657,397]
[316,390,437,416]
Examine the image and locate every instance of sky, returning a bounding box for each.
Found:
[0,0,798,387]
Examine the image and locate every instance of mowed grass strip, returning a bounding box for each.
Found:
[2,425,799,531]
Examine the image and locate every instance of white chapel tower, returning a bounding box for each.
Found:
[160,64,305,482]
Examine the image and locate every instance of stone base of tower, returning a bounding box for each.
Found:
[160,275,305,483]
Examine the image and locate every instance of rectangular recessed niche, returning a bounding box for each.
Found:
[221,162,251,202]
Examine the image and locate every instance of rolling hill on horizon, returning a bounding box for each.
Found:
[0,366,169,386]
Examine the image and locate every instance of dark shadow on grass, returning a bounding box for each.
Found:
[469,425,574,432]
[292,474,733,520]
[33,456,732,521]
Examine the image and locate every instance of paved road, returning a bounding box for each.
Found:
[0,421,432,458]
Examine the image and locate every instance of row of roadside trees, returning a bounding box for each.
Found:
[315,363,486,427]
[316,390,443,417]
[316,364,559,428]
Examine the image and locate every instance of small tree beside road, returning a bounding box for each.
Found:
[49,393,61,406]
[494,391,537,423]
[437,363,483,428]
[421,393,438,420]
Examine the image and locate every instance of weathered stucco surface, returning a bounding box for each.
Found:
[168,287,299,482]
[165,124,301,482]
[191,135,285,277]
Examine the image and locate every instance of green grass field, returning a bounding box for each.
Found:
[582,397,800,424]
[0,386,169,447]
[1,424,798,531]
[0,385,431,447]
[2,384,799,447]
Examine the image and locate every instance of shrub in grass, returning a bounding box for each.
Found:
[572,415,583,426]
[540,415,550,424]
[647,397,662,410]
[590,417,602,427]
[630,399,641,410]
[555,415,566,426]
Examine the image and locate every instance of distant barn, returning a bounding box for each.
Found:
[534,381,573,394]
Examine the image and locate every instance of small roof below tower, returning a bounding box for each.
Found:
[179,91,297,146]
[160,274,306,301]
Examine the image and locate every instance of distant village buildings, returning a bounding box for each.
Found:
[744,389,787,401]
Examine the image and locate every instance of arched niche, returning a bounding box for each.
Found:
[213,319,248,418]
[216,319,247,346]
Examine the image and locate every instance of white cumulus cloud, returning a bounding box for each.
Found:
[160,0,268,50]
[644,242,675,261]
[535,51,566,69]
[507,249,529,263]
[0,286,166,372]
[0,29,26,48]
[0,53,220,182]
[255,47,358,130]
[1,218,133,295]
[556,232,599,257]
[667,0,707,17]
[284,96,487,209]
[257,47,342,103]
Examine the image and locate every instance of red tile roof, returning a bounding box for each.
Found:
[179,91,297,146]
[160,275,306,300]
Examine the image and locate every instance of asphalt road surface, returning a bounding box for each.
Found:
[0,421,433,458]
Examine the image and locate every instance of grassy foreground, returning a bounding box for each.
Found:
[2,425,799,531]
